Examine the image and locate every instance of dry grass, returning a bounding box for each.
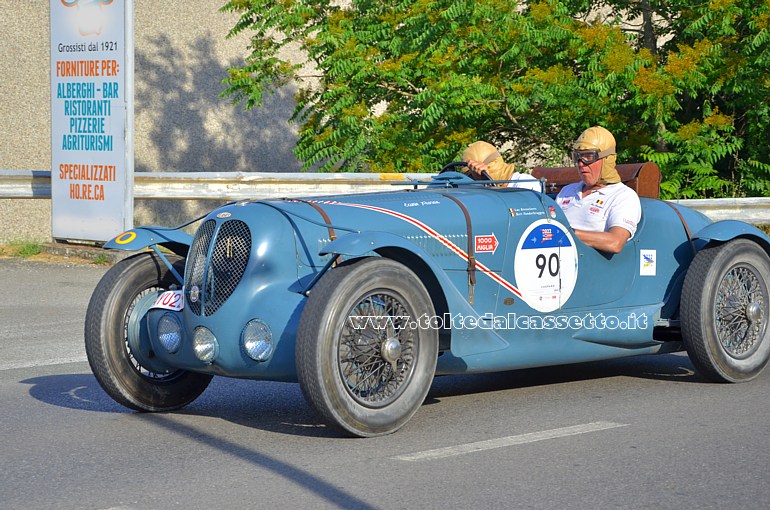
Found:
[0,242,107,265]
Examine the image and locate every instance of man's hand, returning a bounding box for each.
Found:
[465,160,491,180]
[573,226,631,254]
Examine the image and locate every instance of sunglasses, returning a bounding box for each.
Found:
[571,147,614,166]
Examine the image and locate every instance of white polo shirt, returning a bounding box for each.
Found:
[555,182,641,239]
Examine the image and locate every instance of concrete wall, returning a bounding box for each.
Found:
[0,1,302,243]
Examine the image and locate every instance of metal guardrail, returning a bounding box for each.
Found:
[3,170,770,224]
[666,197,770,224]
[0,170,427,200]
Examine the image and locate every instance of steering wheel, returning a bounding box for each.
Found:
[439,161,494,182]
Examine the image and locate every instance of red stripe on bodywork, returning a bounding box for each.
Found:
[317,200,523,298]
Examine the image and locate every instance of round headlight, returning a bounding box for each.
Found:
[193,327,219,363]
[242,319,273,361]
[157,313,182,354]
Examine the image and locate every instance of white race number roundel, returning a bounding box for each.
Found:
[514,219,579,312]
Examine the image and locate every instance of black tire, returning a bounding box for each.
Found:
[296,257,438,437]
[85,252,212,411]
[681,239,770,382]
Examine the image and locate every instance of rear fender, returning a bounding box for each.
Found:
[695,221,770,254]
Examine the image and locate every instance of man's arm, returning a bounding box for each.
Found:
[573,226,631,254]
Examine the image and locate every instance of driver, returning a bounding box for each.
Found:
[462,141,541,191]
[555,126,641,254]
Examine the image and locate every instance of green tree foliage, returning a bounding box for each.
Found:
[595,0,770,197]
[222,0,770,198]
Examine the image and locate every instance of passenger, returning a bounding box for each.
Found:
[462,141,541,192]
[556,126,641,254]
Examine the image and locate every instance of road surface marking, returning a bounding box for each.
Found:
[393,421,628,462]
[0,356,88,371]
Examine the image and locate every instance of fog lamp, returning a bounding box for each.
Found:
[242,319,273,361]
[193,327,219,363]
[157,313,182,354]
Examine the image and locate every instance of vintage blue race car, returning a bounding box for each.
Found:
[85,162,770,437]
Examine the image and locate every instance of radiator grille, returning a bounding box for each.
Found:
[185,219,251,316]
[185,220,215,316]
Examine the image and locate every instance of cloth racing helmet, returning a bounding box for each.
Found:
[572,126,620,184]
[461,141,517,182]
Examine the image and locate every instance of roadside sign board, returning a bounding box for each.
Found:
[50,0,133,241]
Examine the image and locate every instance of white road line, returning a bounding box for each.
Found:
[393,421,628,462]
[0,356,88,371]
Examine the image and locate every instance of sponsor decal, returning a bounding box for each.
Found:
[640,249,656,276]
[475,234,499,254]
[114,231,136,245]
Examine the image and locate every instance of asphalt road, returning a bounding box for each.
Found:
[2,258,770,510]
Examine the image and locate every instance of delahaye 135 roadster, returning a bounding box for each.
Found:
[85,162,770,437]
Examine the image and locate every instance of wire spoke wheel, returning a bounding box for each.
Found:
[714,265,766,359]
[297,257,438,437]
[85,252,212,411]
[682,239,770,382]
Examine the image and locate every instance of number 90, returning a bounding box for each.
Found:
[536,253,560,278]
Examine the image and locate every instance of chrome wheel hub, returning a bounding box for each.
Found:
[381,337,403,369]
[746,302,763,323]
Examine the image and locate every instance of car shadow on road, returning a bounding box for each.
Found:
[18,373,377,509]
[19,373,131,413]
[426,352,703,402]
[20,353,700,437]
[18,372,338,437]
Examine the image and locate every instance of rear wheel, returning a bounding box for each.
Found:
[85,252,212,411]
[681,239,770,382]
[296,257,438,437]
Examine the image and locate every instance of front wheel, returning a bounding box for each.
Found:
[296,257,438,437]
[681,239,770,382]
[85,252,212,411]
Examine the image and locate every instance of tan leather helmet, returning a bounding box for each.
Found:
[461,141,517,181]
[573,126,620,184]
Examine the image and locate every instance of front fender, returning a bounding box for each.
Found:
[105,227,192,256]
[320,231,406,258]
[695,221,770,252]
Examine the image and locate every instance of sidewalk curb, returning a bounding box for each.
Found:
[43,243,133,265]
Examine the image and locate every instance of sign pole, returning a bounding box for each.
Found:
[124,0,134,233]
